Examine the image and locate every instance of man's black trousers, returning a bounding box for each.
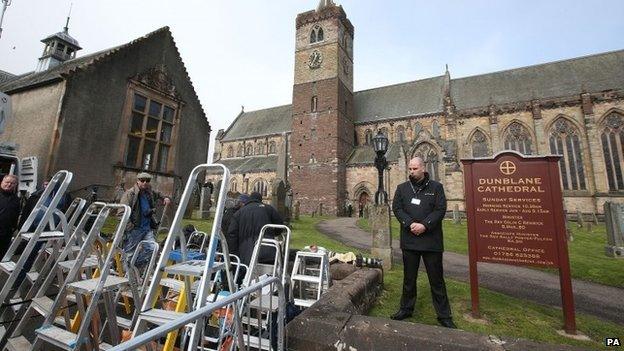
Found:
[400,249,451,319]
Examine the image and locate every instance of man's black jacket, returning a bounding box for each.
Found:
[392,173,447,252]
[0,190,20,236]
[226,200,284,266]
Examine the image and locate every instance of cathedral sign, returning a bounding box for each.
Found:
[462,151,577,334]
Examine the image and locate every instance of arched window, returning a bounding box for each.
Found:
[601,112,624,190]
[310,30,317,44]
[253,179,268,197]
[549,118,586,190]
[395,126,405,142]
[256,142,265,155]
[317,27,324,41]
[268,141,276,154]
[379,127,389,138]
[236,145,243,157]
[227,146,234,158]
[504,122,533,155]
[245,145,253,156]
[230,179,238,193]
[310,25,324,44]
[311,96,318,112]
[412,143,439,181]
[470,129,490,158]
[432,120,440,138]
[364,129,373,145]
[413,122,422,139]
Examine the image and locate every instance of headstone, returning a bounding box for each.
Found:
[586,222,592,233]
[294,201,300,220]
[370,203,393,271]
[199,182,213,219]
[272,180,289,223]
[453,204,461,224]
[576,210,584,228]
[592,212,599,225]
[318,203,323,217]
[603,202,624,258]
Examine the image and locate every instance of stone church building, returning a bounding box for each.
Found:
[213,0,624,216]
[0,25,210,199]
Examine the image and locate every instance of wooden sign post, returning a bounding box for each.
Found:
[462,151,576,334]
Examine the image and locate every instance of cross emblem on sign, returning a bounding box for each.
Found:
[499,160,516,175]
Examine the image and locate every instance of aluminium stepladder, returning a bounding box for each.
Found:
[289,250,331,308]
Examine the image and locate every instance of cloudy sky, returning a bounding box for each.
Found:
[1,0,623,161]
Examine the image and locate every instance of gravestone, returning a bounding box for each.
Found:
[199,181,213,219]
[603,202,624,258]
[184,182,200,219]
[318,203,324,217]
[453,204,461,224]
[370,203,393,271]
[576,210,584,228]
[592,212,599,225]
[272,180,289,223]
[294,201,300,220]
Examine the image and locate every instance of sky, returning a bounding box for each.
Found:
[1,0,624,162]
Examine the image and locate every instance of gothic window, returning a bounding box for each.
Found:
[236,144,243,157]
[413,122,422,139]
[310,25,324,44]
[549,118,586,191]
[268,141,277,154]
[245,145,253,156]
[412,143,439,181]
[379,127,389,138]
[601,112,624,190]
[256,142,265,155]
[365,129,373,145]
[504,122,533,155]
[470,129,490,158]
[227,146,234,158]
[311,96,318,112]
[432,120,440,138]
[124,90,178,172]
[396,126,405,142]
[230,179,238,193]
[253,179,268,197]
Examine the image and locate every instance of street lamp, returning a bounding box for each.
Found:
[373,131,389,205]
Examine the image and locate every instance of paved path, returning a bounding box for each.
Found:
[317,217,624,325]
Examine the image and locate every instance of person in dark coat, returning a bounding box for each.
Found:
[226,191,283,266]
[220,194,248,235]
[391,157,456,328]
[0,175,20,259]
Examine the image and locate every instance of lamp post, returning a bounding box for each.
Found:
[373,131,389,205]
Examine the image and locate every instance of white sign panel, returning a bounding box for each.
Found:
[0,92,11,135]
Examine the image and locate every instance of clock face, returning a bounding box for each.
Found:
[308,50,323,69]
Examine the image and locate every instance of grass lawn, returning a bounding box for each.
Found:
[358,217,624,288]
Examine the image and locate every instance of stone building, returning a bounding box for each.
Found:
[214,0,624,215]
[0,25,210,199]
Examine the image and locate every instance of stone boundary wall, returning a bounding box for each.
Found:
[286,267,588,351]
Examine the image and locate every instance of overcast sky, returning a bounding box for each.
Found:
[1,0,624,162]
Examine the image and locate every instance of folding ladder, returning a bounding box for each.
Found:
[130,164,243,351]
[290,250,331,308]
[28,203,140,351]
[0,171,73,321]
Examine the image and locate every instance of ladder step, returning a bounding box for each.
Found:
[31,296,53,315]
[117,316,132,329]
[58,255,100,270]
[248,294,280,312]
[293,298,316,308]
[241,315,269,328]
[291,274,321,283]
[35,325,112,350]
[6,336,31,351]
[159,277,184,291]
[26,271,39,282]
[67,276,129,294]
[163,260,224,277]
[242,335,272,351]
[0,261,16,273]
[140,309,192,327]
[21,231,64,241]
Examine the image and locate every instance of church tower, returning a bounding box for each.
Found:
[289,0,355,215]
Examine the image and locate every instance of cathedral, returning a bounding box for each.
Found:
[213,0,624,216]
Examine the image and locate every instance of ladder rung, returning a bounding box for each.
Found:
[21,231,64,241]
[6,336,31,351]
[248,295,280,312]
[0,261,16,273]
[242,335,272,351]
[117,316,132,329]
[140,309,192,327]
[35,325,79,350]
[291,274,321,283]
[293,298,316,308]
[159,277,184,291]
[163,260,224,277]
[58,256,99,270]
[26,272,39,282]
[31,296,53,315]
[241,315,268,328]
[67,276,129,294]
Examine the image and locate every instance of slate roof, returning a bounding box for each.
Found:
[221,105,292,141]
[0,70,17,85]
[450,49,624,110]
[347,142,408,165]
[354,76,446,123]
[217,155,278,173]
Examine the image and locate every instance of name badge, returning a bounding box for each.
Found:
[411,198,421,205]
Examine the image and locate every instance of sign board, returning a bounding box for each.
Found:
[462,151,576,334]
[0,92,10,135]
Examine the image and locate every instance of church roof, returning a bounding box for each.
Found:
[0,27,172,94]
[347,142,408,165]
[218,155,278,173]
[354,76,446,123]
[42,30,82,49]
[0,70,17,85]
[450,49,624,110]
[220,105,292,141]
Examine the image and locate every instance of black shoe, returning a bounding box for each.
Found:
[438,318,457,329]
[390,310,412,321]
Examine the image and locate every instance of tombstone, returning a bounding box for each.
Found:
[294,201,300,220]
[453,204,461,224]
[592,212,599,225]
[184,182,200,219]
[370,203,393,271]
[199,181,213,219]
[576,210,584,228]
[318,203,323,217]
[272,180,289,223]
[603,202,624,258]
[586,222,593,233]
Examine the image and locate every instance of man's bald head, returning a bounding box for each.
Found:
[408,157,426,182]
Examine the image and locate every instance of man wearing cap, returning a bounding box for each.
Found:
[120,172,171,267]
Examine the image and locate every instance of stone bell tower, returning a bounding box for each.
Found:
[289,0,355,215]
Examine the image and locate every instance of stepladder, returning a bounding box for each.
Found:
[290,250,331,308]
